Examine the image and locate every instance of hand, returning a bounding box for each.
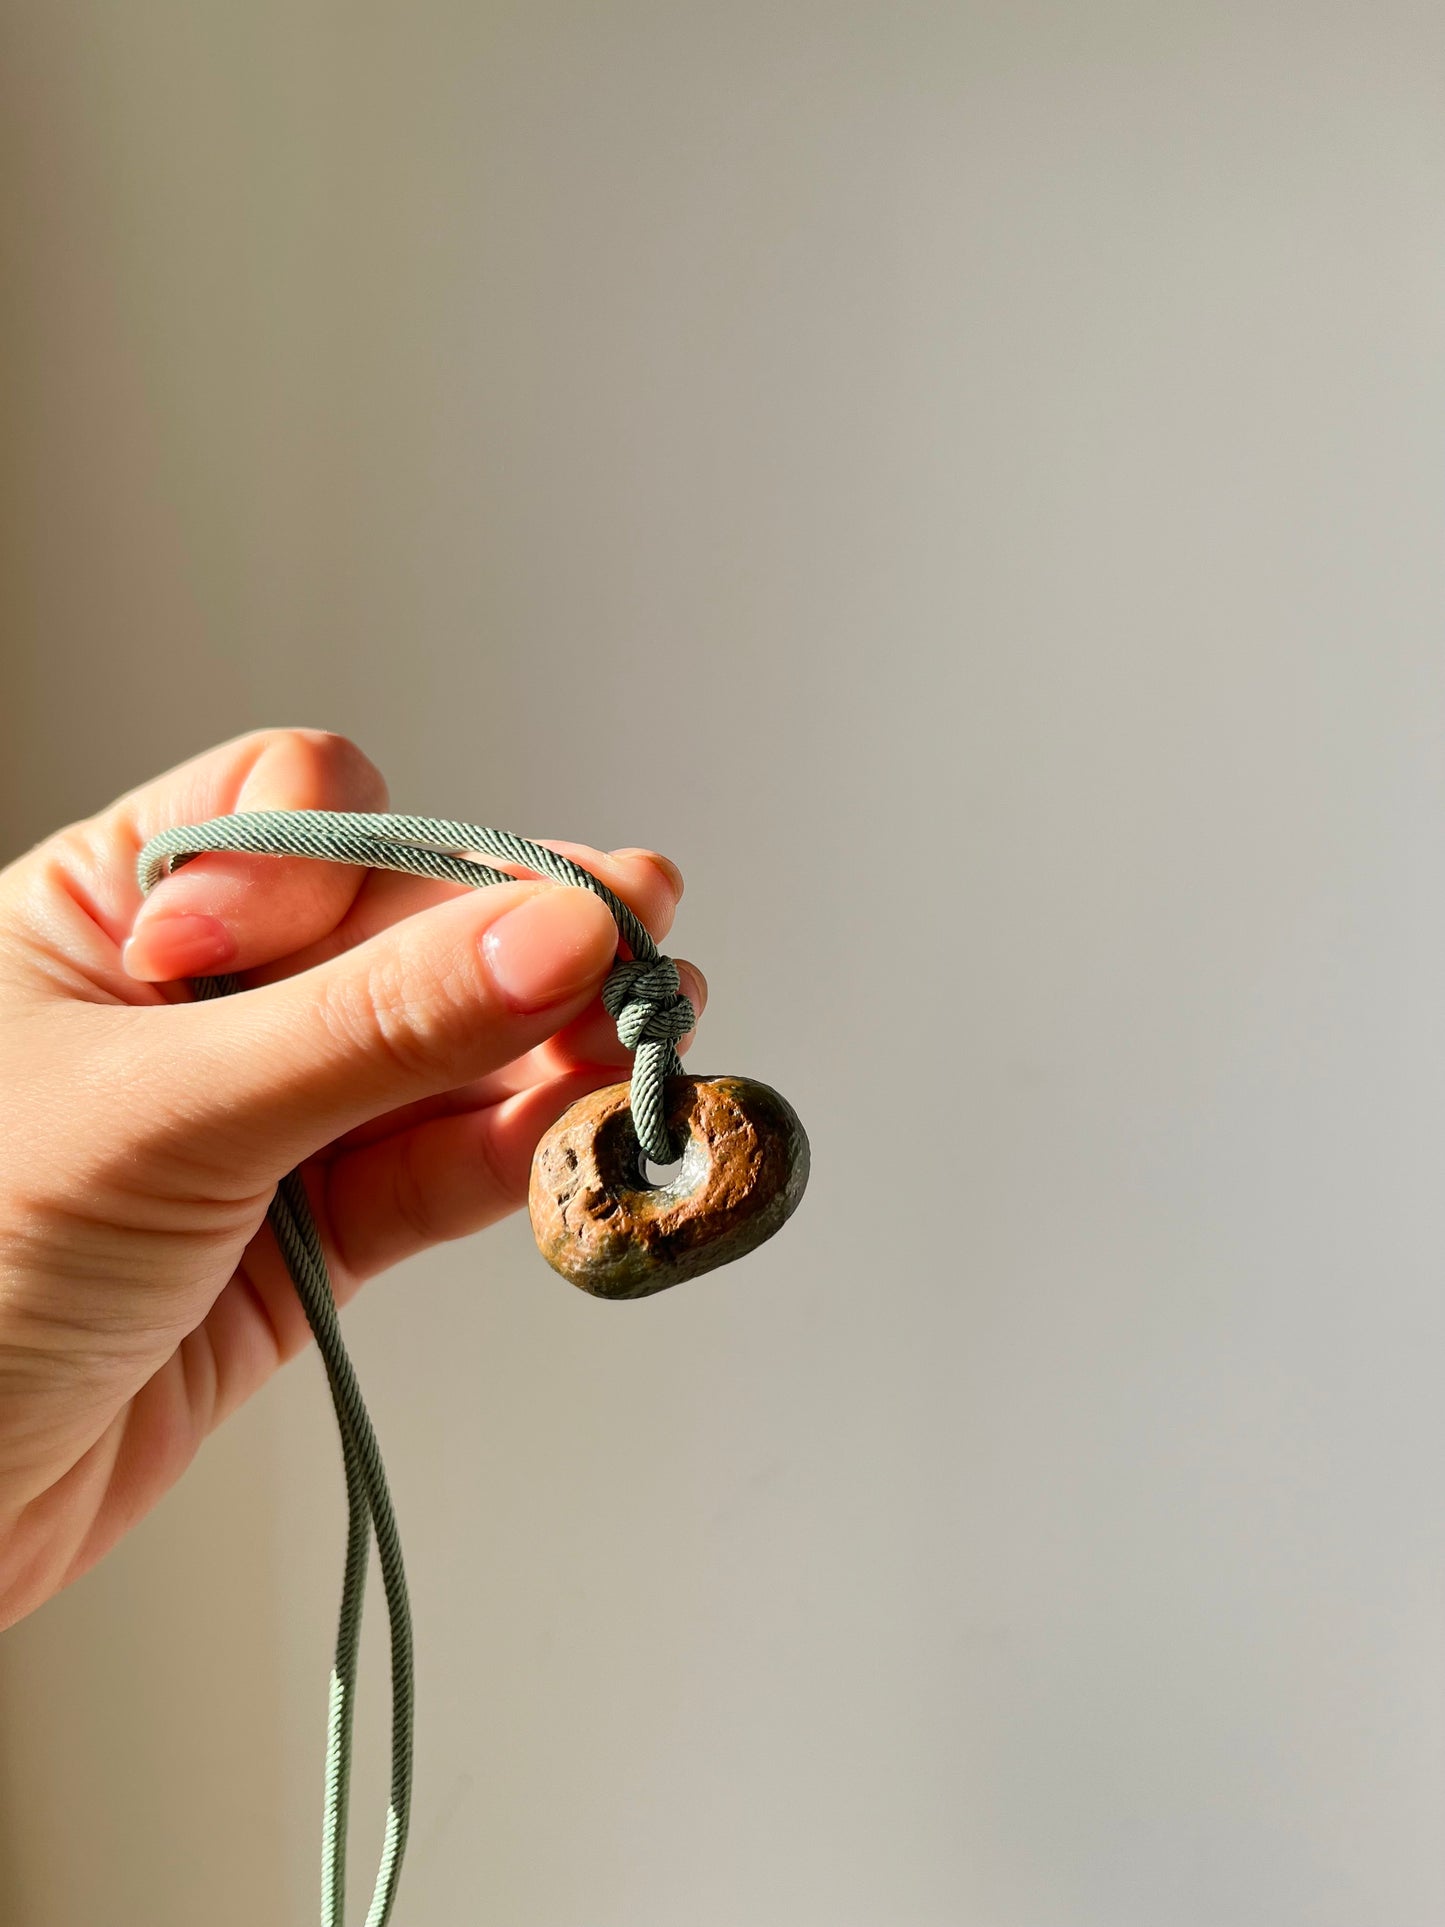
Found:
[0,728,704,1628]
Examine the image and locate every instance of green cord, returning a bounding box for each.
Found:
[137,811,697,1927]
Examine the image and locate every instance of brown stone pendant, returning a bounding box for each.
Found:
[528,1074,810,1299]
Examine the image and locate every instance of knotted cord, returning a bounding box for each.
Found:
[136,810,696,1927]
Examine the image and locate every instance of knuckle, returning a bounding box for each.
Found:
[17,827,115,948]
[293,730,390,810]
[243,727,390,811]
[326,942,481,1087]
[44,821,108,881]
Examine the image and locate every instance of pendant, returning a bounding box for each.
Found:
[529,1074,810,1299]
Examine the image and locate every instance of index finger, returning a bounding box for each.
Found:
[118,729,389,980]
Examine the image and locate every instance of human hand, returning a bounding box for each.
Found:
[0,728,704,1628]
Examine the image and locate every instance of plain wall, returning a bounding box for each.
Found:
[3,5,1445,1923]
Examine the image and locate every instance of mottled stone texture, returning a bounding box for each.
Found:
[529,1074,810,1299]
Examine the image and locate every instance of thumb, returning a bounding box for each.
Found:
[156,880,620,1174]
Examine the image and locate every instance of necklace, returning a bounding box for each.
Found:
[138,809,809,1925]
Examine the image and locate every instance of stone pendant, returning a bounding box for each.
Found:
[529,1074,810,1299]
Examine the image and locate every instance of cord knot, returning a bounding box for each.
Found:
[601,955,696,1050]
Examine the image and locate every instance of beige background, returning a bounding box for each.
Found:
[3,4,1445,1923]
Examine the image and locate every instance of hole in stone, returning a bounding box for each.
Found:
[638,1149,686,1188]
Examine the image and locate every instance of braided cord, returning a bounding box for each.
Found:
[136,811,696,1927]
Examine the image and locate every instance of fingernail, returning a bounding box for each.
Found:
[122,912,237,981]
[612,848,684,900]
[482,889,617,1013]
